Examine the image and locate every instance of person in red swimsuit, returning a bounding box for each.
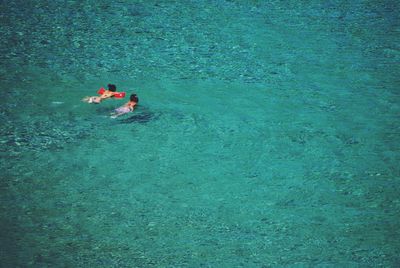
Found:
[82,84,118,104]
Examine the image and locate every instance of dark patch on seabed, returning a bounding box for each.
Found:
[119,112,154,124]
[119,107,160,124]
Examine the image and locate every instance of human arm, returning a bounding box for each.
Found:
[100,90,116,99]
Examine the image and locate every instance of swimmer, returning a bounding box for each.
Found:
[110,94,139,118]
[82,84,118,104]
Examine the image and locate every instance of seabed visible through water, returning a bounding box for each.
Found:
[0,1,399,267]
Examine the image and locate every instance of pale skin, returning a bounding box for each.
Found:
[82,90,116,103]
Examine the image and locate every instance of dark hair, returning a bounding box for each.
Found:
[108,84,117,92]
[130,94,139,103]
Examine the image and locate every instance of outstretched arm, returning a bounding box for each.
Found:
[100,90,115,99]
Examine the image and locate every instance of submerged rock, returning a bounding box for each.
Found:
[119,110,159,124]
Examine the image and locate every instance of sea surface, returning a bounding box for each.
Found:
[1,0,399,267]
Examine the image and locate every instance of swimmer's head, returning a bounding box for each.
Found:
[130,94,139,103]
[108,84,117,92]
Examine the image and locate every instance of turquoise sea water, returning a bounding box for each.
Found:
[1,1,399,267]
